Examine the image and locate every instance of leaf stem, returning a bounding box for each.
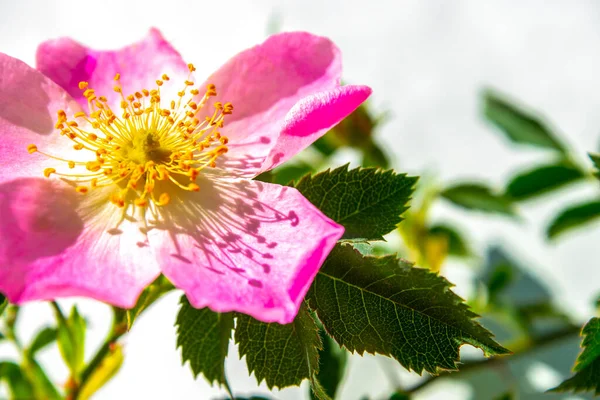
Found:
[406,324,582,395]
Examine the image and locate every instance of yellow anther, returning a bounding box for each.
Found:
[158,193,170,206]
[188,63,196,72]
[126,94,134,102]
[86,161,102,172]
[114,73,120,81]
[43,168,56,178]
[220,136,229,144]
[156,80,163,86]
[55,122,64,129]
[188,183,200,192]
[78,82,89,90]
[134,92,143,99]
[223,102,234,115]
[161,74,170,81]
[67,121,79,127]
[74,112,86,118]
[114,85,122,93]
[111,193,125,208]
[190,89,199,95]
[161,109,171,117]
[98,96,108,102]
[27,144,38,154]
[88,133,98,141]
[206,84,217,96]
[83,88,95,98]
[185,80,194,86]
[73,143,84,150]
[68,161,75,169]
[75,186,89,194]
[91,178,98,188]
[142,89,149,96]
[134,198,148,207]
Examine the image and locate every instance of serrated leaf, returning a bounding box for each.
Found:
[428,224,471,257]
[311,329,348,399]
[295,165,417,241]
[441,183,516,216]
[176,296,233,386]
[307,244,509,374]
[551,318,600,395]
[78,344,124,400]
[505,162,584,201]
[235,303,322,390]
[546,200,600,239]
[272,161,314,185]
[27,327,57,356]
[482,89,566,152]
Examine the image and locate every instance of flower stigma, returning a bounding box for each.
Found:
[27,63,232,220]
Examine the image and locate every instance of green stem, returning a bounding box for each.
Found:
[71,308,126,400]
[406,324,582,395]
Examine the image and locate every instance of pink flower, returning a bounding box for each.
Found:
[0,29,371,323]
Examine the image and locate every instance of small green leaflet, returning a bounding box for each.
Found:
[551,318,600,395]
[505,162,584,201]
[176,296,233,386]
[482,89,566,152]
[307,244,509,374]
[546,200,600,239]
[235,304,324,392]
[295,165,417,241]
[441,183,516,216]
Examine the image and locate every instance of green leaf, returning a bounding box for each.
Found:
[590,153,600,180]
[295,165,417,241]
[551,318,600,395]
[235,303,322,390]
[441,183,516,216]
[546,200,600,239]
[126,275,174,330]
[78,344,124,400]
[428,224,471,257]
[272,161,314,185]
[307,244,510,374]
[21,357,61,400]
[0,361,35,400]
[311,329,348,399]
[482,89,565,152]
[176,296,233,386]
[505,162,584,201]
[0,294,7,318]
[55,305,86,376]
[27,327,57,356]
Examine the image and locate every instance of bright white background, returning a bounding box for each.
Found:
[0,0,599,399]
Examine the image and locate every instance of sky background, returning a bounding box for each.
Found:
[0,0,598,399]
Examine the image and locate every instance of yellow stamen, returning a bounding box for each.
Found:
[27,71,232,216]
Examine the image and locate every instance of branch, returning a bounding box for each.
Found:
[406,324,582,394]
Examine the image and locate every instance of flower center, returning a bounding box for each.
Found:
[28,64,232,211]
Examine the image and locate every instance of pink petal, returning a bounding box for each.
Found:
[0,52,83,183]
[201,32,344,177]
[0,180,161,307]
[152,177,344,323]
[261,85,372,172]
[36,28,188,109]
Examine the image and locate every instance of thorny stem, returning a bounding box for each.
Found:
[405,324,582,395]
